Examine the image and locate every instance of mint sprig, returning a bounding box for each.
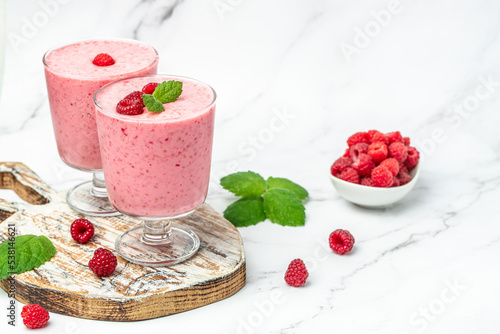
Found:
[143,80,183,113]
[263,188,305,226]
[220,171,267,198]
[0,235,57,280]
[223,197,267,227]
[220,171,308,227]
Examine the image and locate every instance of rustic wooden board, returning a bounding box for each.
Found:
[0,162,246,321]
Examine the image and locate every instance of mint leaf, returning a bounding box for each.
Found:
[0,235,57,280]
[153,80,183,103]
[220,171,267,198]
[143,94,165,112]
[263,189,305,226]
[267,177,309,200]
[224,197,266,227]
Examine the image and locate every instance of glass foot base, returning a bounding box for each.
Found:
[66,181,120,217]
[115,225,200,267]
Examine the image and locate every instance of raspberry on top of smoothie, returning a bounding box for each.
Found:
[115,80,184,115]
[92,53,115,66]
[97,75,215,123]
[44,39,158,79]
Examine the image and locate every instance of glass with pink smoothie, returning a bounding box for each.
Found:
[94,74,216,266]
[43,39,158,216]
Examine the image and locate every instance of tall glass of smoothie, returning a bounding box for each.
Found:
[43,39,158,216]
[94,74,216,266]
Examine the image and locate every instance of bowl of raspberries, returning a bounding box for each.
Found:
[329,130,420,208]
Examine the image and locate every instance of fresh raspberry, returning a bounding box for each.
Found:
[21,304,49,329]
[371,166,394,187]
[403,137,411,146]
[367,142,388,164]
[284,259,308,287]
[116,99,144,115]
[92,53,115,66]
[379,158,400,176]
[405,146,420,169]
[360,177,375,187]
[352,153,375,177]
[124,91,144,103]
[89,248,117,277]
[329,229,355,255]
[142,82,159,94]
[71,219,94,243]
[385,131,403,144]
[342,148,350,158]
[398,171,412,185]
[349,143,369,161]
[338,167,360,184]
[347,132,370,147]
[392,177,401,187]
[367,130,386,144]
[330,157,352,176]
[388,142,408,163]
[399,165,409,175]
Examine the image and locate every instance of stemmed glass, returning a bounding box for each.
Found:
[94,74,216,266]
[43,39,158,216]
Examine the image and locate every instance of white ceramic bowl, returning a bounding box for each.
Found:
[329,163,420,208]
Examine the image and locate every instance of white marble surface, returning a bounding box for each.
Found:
[1,0,500,333]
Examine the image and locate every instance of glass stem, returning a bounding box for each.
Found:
[90,172,108,198]
[142,220,172,245]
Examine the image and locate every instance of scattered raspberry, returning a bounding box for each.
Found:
[385,131,403,144]
[371,166,393,187]
[360,177,375,187]
[388,142,408,163]
[398,171,412,185]
[392,177,401,187]
[379,158,400,177]
[347,132,369,147]
[92,53,115,66]
[21,304,49,329]
[339,167,360,184]
[329,229,355,255]
[349,143,369,162]
[71,219,94,243]
[368,142,388,164]
[142,82,159,95]
[89,248,117,277]
[405,146,420,169]
[352,153,375,177]
[403,137,410,146]
[284,259,308,287]
[331,157,352,176]
[367,130,386,144]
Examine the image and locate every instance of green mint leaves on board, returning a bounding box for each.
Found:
[143,80,183,113]
[0,235,57,280]
[220,171,308,227]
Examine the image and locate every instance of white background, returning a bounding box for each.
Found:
[1,0,500,333]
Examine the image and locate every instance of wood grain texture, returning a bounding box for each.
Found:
[0,162,246,321]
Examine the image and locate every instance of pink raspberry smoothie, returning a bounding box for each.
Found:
[94,75,216,218]
[43,39,159,171]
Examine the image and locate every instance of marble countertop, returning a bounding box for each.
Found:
[1,0,499,333]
